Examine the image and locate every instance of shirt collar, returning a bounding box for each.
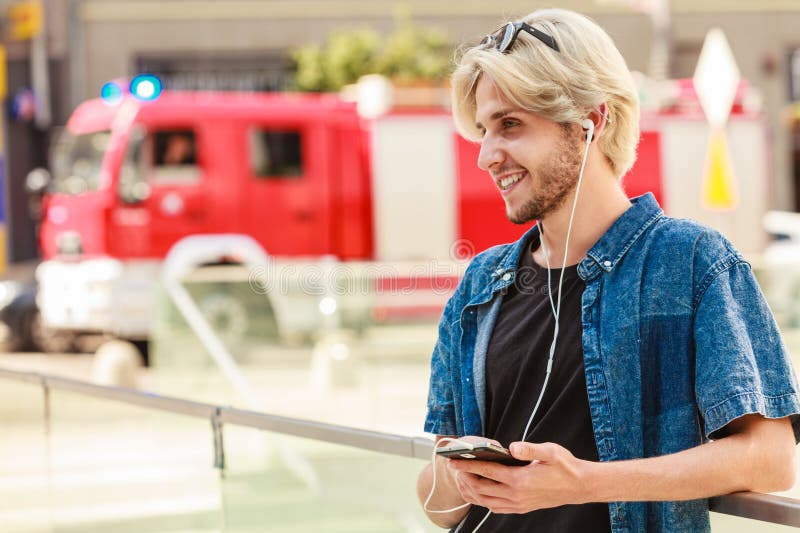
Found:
[578,192,663,280]
[488,193,663,283]
[490,224,540,281]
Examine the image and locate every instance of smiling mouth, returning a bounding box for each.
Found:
[496,171,527,192]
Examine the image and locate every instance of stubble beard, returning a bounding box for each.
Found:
[507,128,585,225]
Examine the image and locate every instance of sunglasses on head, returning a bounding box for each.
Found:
[480,21,560,53]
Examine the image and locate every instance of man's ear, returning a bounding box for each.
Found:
[586,103,610,141]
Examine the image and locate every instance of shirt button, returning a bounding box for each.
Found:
[603,260,612,268]
[502,273,511,281]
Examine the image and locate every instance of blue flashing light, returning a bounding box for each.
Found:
[100,81,123,106]
[130,74,163,101]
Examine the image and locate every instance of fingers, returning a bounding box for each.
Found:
[469,494,517,514]
[509,441,563,462]
[455,471,514,507]
[448,458,510,483]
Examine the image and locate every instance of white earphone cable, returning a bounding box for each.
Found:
[423,438,479,514]
[521,123,592,442]
[427,123,594,533]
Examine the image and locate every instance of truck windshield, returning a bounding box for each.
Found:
[50,130,111,195]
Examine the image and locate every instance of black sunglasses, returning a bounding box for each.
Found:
[480,22,560,53]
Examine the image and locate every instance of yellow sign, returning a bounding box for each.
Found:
[701,128,739,211]
[8,0,43,41]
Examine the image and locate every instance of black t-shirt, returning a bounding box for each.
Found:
[458,234,612,533]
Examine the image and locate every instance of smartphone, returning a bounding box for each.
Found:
[435,442,530,467]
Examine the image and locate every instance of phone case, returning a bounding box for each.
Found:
[436,444,531,467]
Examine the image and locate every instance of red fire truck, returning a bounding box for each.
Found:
[28,79,769,351]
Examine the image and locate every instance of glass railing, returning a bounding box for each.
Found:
[46,389,222,533]
[0,375,50,533]
[221,425,434,532]
[0,367,799,533]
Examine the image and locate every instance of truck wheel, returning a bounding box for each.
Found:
[30,311,76,354]
[198,293,249,347]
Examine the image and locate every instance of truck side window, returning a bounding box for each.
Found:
[151,130,200,183]
[251,130,302,178]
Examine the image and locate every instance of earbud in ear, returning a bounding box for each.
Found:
[581,118,594,142]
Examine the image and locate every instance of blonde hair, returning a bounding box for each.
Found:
[451,9,640,178]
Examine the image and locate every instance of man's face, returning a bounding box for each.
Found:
[475,76,584,224]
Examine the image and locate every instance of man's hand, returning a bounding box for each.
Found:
[448,441,590,514]
[417,435,503,528]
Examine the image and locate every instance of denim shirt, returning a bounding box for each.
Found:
[424,193,800,532]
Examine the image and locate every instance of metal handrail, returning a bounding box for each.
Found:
[2,366,799,527]
[0,367,431,458]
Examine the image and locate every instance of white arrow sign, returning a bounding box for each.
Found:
[693,28,740,127]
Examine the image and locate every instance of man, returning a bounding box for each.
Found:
[417,8,800,533]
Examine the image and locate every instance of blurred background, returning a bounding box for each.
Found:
[1,0,800,531]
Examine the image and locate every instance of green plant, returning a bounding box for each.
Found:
[292,29,381,92]
[291,20,452,92]
[375,19,451,83]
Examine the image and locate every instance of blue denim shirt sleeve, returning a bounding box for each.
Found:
[425,294,459,436]
[423,242,521,437]
[693,250,800,441]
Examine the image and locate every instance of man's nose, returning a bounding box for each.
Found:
[477,136,503,171]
